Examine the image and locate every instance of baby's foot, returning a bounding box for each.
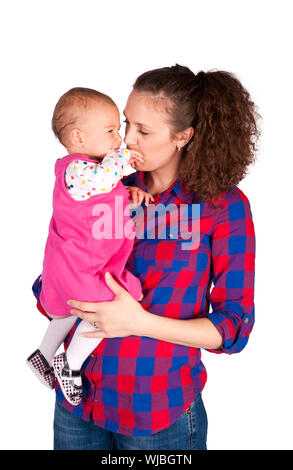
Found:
[26,349,55,389]
[52,352,83,406]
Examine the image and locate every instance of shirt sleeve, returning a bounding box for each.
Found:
[201,189,256,354]
[65,149,136,201]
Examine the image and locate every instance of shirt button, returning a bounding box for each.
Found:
[90,353,95,358]
[244,317,249,324]
[168,233,174,238]
[187,408,191,414]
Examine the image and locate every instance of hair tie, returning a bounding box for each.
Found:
[190,71,206,97]
[197,70,206,80]
[195,71,206,88]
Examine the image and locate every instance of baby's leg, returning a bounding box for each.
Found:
[39,314,77,365]
[65,320,103,386]
[27,312,77,389]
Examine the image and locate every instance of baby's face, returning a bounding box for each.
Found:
[78,103,122,158]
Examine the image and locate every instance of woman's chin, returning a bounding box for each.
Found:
[134,162,146,171]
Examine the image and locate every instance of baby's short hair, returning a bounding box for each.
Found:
[52,87,116,147]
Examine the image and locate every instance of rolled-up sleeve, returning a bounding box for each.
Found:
[203,189,255,354]
[32,274,51,320]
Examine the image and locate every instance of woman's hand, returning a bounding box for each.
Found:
[68,272,223,349]
[67,272,148,339]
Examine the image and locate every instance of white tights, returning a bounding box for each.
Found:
[39,316,102,386]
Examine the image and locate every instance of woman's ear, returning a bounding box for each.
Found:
[175,127,194,149]
[70,128,84,147]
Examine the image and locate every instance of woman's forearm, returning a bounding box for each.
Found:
[68,273,223,350]
[138,311,223,350]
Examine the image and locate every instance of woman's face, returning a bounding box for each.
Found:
[123,90,180,172]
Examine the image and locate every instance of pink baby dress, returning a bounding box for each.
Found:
[40,152,142,316]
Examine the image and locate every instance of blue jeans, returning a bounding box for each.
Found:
[53,393,207,450]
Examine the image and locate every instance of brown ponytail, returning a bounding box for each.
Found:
[133,65,260,202]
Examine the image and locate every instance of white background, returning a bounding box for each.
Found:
[0,0,292,450]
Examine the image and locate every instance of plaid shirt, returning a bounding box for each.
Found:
[34,171,255,436]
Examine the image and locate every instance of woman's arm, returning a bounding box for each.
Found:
[139,312,223,350]
[68,272,223,350]
[68,189,255,353]
[200,189,256,355]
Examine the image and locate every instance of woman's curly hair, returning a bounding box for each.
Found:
[133,65,261,202]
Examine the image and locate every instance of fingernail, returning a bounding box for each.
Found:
[105,272,111,279]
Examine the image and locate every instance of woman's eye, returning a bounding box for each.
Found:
[108,130,113,133]
[123,119,148,135]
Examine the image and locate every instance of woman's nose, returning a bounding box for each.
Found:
[124,127,137,147]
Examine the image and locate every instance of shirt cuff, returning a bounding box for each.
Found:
[201,310,254,355]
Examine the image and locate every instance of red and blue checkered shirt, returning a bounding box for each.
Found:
[34,170,255,436]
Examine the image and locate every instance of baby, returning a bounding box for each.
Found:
[27,87,153,406]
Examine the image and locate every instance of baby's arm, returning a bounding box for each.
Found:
[65,149,141,201]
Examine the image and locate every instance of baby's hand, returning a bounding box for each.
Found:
[128,150,144,169]
[126,186,155,206]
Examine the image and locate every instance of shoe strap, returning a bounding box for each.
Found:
[44,367,54,377]
[61,368,81,378]
[61,352,81,379]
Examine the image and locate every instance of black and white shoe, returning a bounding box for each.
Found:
[52,353,83,406]
[26,349,55,389]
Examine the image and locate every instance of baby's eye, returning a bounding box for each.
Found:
[108,130,113,133]
[139,130,148,135]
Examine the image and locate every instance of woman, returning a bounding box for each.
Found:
[37,65,258,450]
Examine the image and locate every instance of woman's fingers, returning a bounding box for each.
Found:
[67,299,98,312]
[104,272,126,297]
[68,273,125,318]
[69,309,100,323]
[68,300,108,324]
[82,330,106,338]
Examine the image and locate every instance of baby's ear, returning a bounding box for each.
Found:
[70,128,84,146]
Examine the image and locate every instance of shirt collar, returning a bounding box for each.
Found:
[134,171,194,204]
